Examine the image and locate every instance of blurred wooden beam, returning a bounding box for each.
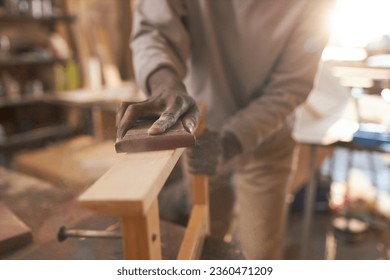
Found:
[118,0,134,80]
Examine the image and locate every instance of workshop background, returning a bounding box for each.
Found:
[0,0,389,260]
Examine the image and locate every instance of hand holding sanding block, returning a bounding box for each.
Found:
[115,118,196,153]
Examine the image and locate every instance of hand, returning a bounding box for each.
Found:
[116,68,199,139]
[186,129,222,176]
[186,129,242,176]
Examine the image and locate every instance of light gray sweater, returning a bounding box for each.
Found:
[131,0,332,153]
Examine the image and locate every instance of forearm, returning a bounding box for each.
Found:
[131,0,189,95]
[223,77,316,153]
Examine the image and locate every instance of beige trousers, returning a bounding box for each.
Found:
[182,124,296,259]
[207,124,296,259]
[234,124,296,259]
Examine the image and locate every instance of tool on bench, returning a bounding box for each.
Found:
[57,226,121,242]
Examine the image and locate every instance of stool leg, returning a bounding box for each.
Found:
[121,200,161,260]
[192,175,210,232]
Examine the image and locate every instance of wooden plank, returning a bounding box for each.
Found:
[115,119,195,153]
[79,148,184,216]
[121,200,161,260]
[0,203,32,255]
[177,205,208,260]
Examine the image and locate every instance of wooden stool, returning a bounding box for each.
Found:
[79,106,209,259]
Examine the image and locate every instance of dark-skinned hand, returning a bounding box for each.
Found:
[186,129,243,176]
[116,67,199,139]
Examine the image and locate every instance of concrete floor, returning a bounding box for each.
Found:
[0,162,388,260]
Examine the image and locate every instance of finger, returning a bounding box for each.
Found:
[116,102,130,127]
[117,102,155,139]
[116,101,149,127]
[147,112,178,135]
[147,97,192,135]
[181,105,199,134]
[117,108,138,140]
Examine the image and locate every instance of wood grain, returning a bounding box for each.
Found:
[177,205,208,260]
[79,148,184,216]
[121,200,161,260]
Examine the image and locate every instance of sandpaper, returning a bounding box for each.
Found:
[115,118,196,153]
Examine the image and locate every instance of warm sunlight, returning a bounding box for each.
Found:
[329,0,390,47]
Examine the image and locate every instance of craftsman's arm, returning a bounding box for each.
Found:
[222,1,333,154]
[117,0,198,139]
[132,0,189,94]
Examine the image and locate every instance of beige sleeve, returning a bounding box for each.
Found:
[223,2,332,153]
[131,0,189,94]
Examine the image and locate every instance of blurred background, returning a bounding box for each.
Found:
[0,0,389,260]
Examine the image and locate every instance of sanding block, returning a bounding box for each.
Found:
[115,118,196,153]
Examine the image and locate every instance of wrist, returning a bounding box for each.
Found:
[147,67,186,95]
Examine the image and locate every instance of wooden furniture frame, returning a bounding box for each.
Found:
[79,107,209,260]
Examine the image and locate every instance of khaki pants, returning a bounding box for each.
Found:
[206,124,296,259]
[234,125,296,259]
[182,124,296,259]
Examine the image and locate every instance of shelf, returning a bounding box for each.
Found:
[0,56,66,67]
[0,95,53,108]
[0,14,76,24]
[0,124,75,150]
